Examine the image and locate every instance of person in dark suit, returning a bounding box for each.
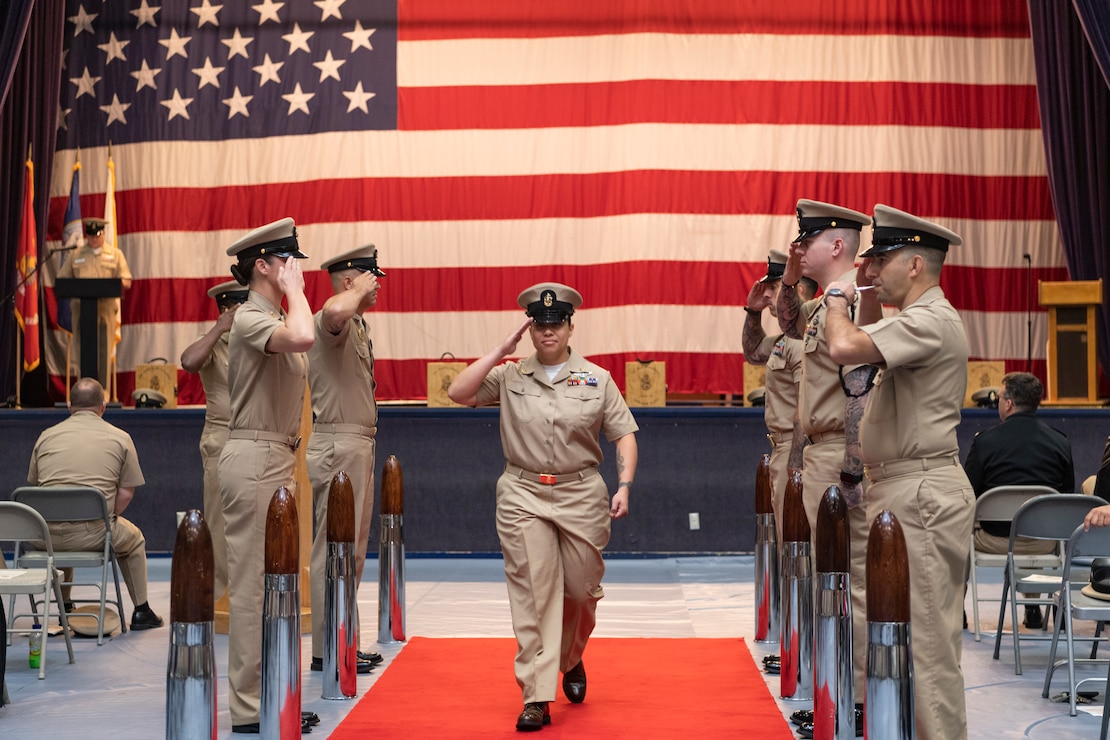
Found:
[963,371,1075,628]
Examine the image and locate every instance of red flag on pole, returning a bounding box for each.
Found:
[16,151,40,373]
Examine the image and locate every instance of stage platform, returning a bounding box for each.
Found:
[1,406,1107,554]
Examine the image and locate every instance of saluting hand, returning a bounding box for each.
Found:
[215,303,239,334]
[782,243,804,286]
[498,317,533,357]
[277,256,305,295]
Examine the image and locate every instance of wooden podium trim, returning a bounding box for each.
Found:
[1039,279,1102,306]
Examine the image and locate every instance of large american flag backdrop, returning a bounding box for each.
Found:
[44,0,1065,404]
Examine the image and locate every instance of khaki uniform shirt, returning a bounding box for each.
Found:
[27,410,145,511]
[759,333,804,435]
[306,311,377,427]
[198,334,231,427]
[799,268,863,436]
[227,291,307,438]
[475,348,638,473]
[57,245,132,336]
[860,286,969,463]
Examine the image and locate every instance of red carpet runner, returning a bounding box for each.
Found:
[331,637,793,739]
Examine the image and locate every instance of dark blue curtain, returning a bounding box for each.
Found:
[0,0,65,406]
[1028,0,1110,383]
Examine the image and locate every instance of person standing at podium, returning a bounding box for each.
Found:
[56,217,132,389]
[217,218,313,734]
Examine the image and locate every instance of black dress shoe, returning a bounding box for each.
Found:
[309,656,374,674]
[763,661,781,675]
[762,654,781,666]
[562,661,587,703]
[1023,606,1044,630]
[516,702,550,731]
[790,709,813,726]
[130,609,164,630]
[796,707,864,738]
[231,718,314,734]
[302,711,320,726]
[357,650,384,665]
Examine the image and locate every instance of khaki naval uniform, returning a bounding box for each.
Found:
[218,291,307,726]
[798,267,870,699]
[57,245,132,385]
[475,349,638,703]
[197,334,231,598]
[860,285,973,740]
[27,410,150,605]
[307,311,377,657]
[757,332,804,543]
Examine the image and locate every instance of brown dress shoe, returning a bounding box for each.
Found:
[516,702,550,731]
[562,661,587,703]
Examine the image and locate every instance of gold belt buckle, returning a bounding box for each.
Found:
[538,473,557,485]
[291,436,302,452]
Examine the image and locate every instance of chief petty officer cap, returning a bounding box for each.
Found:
[207,279,249,306]
[759,249,789,283]
[517,282,583,324]
[860,204,963,258]
[225,217,308,261]
[792,199,871,244]
[132,387,167,409]
[321,244,386,277]
[83,217,109,236]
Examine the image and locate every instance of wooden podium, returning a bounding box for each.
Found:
[1038,279,1103,405]
[55,277,121,385]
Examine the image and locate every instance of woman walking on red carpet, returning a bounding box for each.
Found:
[449,282,639,732]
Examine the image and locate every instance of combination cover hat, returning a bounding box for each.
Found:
[321,244,386,277]
[517,282,583,323]
[792,199,871,244]
[207,279,249,306]
[759,249,788,283]
[132,388,167,409]
[225,217,307,261]
[83,217,109,235]
[860,204,963,258]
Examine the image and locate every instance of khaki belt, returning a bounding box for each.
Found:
[228,429,301,451]
[865,454,960,483]
[313,423,377,438]
[767,431,792,448]
[806,430,845,445]
[505,464,600,485]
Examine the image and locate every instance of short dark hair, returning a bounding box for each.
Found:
[1001,372,1042,411]
[70,377,106,409]
[797,276,818,301]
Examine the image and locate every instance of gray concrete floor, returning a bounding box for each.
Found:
[0,555,1106,738]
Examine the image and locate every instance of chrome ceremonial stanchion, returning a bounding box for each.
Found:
[780,469,813,702]
[166,510,216,740]
[261,487,301,739]
[754,453,779,644]
[814,486,855,740]
[323,472,358,700]
[378,455,406,644]
[866,510,915,740]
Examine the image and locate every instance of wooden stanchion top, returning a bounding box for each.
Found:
[866,509,911,623]
[755,453,772,515]
[815,485,849,573]
[265,486,300,575]
[782,468,810,543]
[171,509,214,623]
[381,454,404,515]
[327,471,355,543]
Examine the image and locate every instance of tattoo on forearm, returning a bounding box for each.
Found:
[788,424,807,470]
[843,378,868,475]
[777,286,803,340]
[742,315,770,363]
[616,449,625,477]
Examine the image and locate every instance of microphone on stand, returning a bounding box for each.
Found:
[1023,253,1032,373]
[51,245,79,253]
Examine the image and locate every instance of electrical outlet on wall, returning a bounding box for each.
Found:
[688,512,701,530]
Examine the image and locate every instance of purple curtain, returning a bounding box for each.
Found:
[1027,0,1110,382]
[0,0,65,406]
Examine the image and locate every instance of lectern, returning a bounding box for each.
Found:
[1038,279,1103,405]
[55,277,122,382]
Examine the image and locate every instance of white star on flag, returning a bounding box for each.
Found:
[98,33,130,64]
[193,57,226,89]
[342,20,374,53]
[282,23,313,55]
[130,59,161,91]
[314,0,345,21]
[100,94,131,126]
[70,67,101,98]
[222,87,253,119]
[342,81,374,113]
[159,28,191,60]
[222,28,253,59]
[130,0,160,28]
[69,5,98,36]
[252,54,283,86]
[191,0,223,27]
[313,50,344,82]
[281,83,314,115]
[252,0,285,25]
[161,89,194,121]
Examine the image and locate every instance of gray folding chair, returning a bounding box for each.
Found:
[1043,522,1110,719]
[992,493,1106,674]
[11,486,128,645]
[969,485,1062,641]
[0,501,75,679]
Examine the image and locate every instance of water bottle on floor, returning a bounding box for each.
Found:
[29,625,42,668]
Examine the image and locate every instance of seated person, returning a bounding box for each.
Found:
[27,377,163,630]
[964,372,1074,628]
[1095,435,1110,502]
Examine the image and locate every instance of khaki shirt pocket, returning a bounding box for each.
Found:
[506,379,541,423]
[565,385,603,428]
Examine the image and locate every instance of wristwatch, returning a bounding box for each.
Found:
[840,470,863,486]
[823,287,849,305]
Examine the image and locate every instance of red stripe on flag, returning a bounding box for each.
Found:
[398,0,1032,39]
[400,81,1041,130]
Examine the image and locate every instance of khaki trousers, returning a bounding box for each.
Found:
[767,435,792,546]
[218,439,296,726]
[495,470,610,703]
[199,422,230,599]
[48,516,149,606]
[866,463,974,740]
[802,438,869,701]
[307,432,376,657]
